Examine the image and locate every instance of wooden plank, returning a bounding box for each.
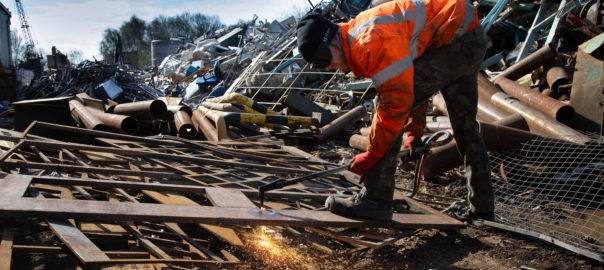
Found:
[205,187,256,208]
[0,220,14,270]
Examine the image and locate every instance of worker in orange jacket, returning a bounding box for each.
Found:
[297,0,494,221]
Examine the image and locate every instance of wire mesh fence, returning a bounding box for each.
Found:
[489,135,603,261]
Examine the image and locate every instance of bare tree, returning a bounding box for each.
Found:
[66,49,84,64]
[10,30,26,66]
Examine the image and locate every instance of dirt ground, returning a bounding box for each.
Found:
[263,142,604,270]
[5,137,604,270]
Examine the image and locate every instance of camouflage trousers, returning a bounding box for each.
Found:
[362,25,495,214]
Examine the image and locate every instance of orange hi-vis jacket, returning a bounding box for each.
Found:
[339,0,479,158]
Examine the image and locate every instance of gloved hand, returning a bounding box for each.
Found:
[403,135,425,160]
[349,152,380,181]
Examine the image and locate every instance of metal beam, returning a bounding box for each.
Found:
[0,175,464,229]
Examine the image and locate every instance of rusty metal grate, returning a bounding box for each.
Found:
[488,135,604,261]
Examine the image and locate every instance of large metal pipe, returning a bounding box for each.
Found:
[545,65,571,93]
[111,100,168,120]
[318,105,367,143]
[425,116,452,132]
[478,74,591,145]
[494,43,557,81]
[477,92,511,122]
[492,76,575,122]
[68,100,108,131]
[421,115,528,179]
[174,110,195,139]
[432,89,511,123]
[86,107,139,135]
[192,109,219,141]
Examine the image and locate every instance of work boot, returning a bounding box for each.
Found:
[325,194,393,221]
[449,201,494,223]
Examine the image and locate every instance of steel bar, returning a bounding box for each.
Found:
[494,43,557,81]
[29,175,338,201]
[493,76,575,122]
[24,121,187,147]
[69,100,108,131]
[484,220,603,263]
[0,196,465,229]
[515,0,553,62]
[2,161,180,179]
[318,104,367,142]
[110,100,168,120]
[87,259,251,268]
[223,112,319,127]
[0,136,312,174]
[191,110,219,141]
[205,93,279,115]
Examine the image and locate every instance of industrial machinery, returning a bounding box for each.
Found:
[14,0,42,75]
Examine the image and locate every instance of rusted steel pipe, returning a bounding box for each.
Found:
[545,65,571,93]
[493,76,575,122]
[86,107,139,135]
[69,100,108,131]
[433,89,511,123]
[111,100,168,120]
[192,109,219,141]
[478,74,591,145]
[174,110,195,139]
[349,134,369,152]
[422,119,539,179]
[494,43,557,81]
[477,92,511,122]
[349,134,410,153]
[318,105,367,143]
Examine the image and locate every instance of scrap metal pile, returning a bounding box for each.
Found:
[0,0,602,268]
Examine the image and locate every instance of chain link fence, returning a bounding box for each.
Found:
[489,135,603,261]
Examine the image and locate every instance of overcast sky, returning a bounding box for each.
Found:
[3,0,314,61]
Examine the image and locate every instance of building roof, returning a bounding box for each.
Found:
[0,2,10,17]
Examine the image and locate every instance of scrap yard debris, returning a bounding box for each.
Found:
[0,0,603,269]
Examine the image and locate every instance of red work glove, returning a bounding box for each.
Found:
[349,152,380,181]
[403,135,424,160]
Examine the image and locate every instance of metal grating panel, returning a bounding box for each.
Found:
[489,135,604,261]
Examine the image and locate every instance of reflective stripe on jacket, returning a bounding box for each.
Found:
[339,0,479,157]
